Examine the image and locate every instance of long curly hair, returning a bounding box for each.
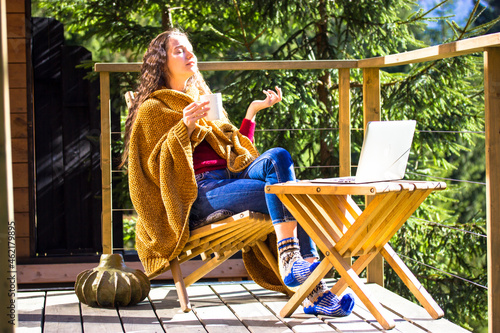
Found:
[120,28,211,167]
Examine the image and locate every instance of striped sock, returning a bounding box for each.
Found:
[278,237,320,287]
[303,281,355,317]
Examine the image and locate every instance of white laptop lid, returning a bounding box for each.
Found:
[354,120,416,183]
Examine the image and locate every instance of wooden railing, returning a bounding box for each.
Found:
[95,32,500,332]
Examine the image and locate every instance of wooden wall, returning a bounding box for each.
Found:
[7,0,30,259]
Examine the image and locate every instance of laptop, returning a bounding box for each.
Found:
[311,120,416,184]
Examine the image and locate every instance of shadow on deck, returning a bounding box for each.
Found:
[17,279,469,333]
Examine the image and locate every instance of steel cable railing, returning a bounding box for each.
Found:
[109,104,487,294]
[398,253,488,290]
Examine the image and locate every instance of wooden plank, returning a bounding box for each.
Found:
[10,112,26,138]
[8,88,26,113]
[484,46,500,333]
[362,68,381,124]
[268,181,403,196]
[276,194,336,255]
[211,283,292,332]
[44,290,82,332]
[95,60,358,73]
[7,62,25,88]
[291,194,340,246]
[338,68,351,177]
[362,67,383,287]
[189,213,249,240]
[318,281,387,333]
[380,245,443,319]
[330,251,379,296]
[17,258,250,284]
[349,193,400,255]
[359,32,500,68]
[375,190,433,249]
[184,225,272,287]
[17,291,45,333]
[170,258,191,312]
[366,283,471,332]
[118,298,163,332]
[313,194,351,233]
[255,240,281,286]
[344,291,411,333]
[149,286,206,332]
[280,258,333,318]
[10,137,27,162]
[361,191,412,252]
[304,195,344,242]
[14,212,29,237]
[6,13,24,38]
[99,71,112,254]
[335,194,387,254]
[245,283,337,332]
[11,162,27,187]
[15,236,29,258]
[324,250,395,329]
[6,0,24,12]
[7,37,25,63]
[13,187,28,211]
[80,303,122,332]
[187,285,248,333]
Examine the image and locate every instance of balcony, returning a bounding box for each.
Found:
[11,32,500,332]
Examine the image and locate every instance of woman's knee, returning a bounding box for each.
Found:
[265,147,293,165]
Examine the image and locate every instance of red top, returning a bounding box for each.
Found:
[193,118,256,174]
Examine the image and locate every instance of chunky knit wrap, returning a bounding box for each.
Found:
[128,88,288,294]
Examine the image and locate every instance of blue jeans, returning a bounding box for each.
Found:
[189,147,318,259]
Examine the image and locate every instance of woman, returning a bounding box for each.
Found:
[123,28,354,317]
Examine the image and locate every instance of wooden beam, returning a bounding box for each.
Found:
[94,33,500,74]
[359,32,500,68]
[17,259,250,284]
[94,60,358,73]
[338,68,351,177]
[362,68,384,287]
[99,72,112,254]
[0,0,16,329]
[484,47,500,333]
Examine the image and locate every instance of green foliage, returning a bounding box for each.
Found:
[31,0,499,331]
[123,214,137,250]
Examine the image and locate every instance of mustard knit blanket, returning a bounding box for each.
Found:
[128,88,260,277]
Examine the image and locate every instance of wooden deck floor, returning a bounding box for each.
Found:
[17,279,470,333]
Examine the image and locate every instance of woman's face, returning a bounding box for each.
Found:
[165,34,198,89]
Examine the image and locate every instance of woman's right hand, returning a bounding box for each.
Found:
[183,100,210,137]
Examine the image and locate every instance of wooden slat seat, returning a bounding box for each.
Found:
[170,210,277,311]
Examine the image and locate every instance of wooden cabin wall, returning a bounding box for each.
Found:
[7,0,30,260]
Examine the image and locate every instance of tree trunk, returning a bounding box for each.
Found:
[316,0,334,176]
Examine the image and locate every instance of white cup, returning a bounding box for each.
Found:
[200,93,223,121]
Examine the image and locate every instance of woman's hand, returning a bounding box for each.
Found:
[245,86,282,121]
[183,100,210,138]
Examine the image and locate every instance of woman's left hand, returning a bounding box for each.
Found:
[245,86,282,121]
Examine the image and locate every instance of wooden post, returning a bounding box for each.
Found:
[338,68,351,177]
[484,47,500,333]
[363,68,384,286]
[100,72,113,254]
[0,0,17,329]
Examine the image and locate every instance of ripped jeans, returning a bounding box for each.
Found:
[189,147,318,259]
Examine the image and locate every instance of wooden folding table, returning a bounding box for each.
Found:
[266,180,446,330]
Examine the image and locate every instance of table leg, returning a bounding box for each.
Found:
[381,244,444,319]
[330,251,378,295]
[325,250,396,330]
[280,259,333,317]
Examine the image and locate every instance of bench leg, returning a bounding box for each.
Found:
[170,258,191,312]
